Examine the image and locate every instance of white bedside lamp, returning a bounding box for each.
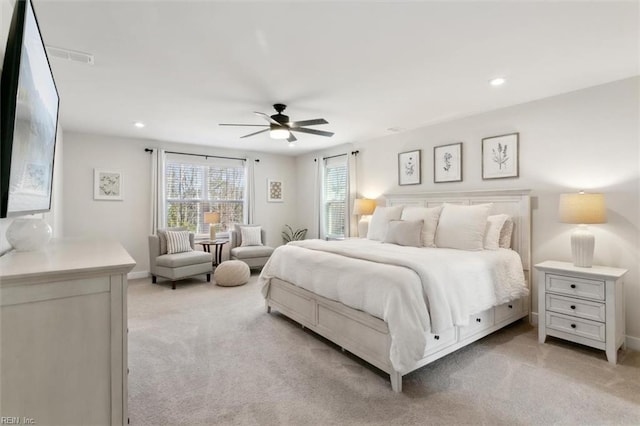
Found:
[559,192,607,268]
[204,212,221,240]
[353,198,376,237]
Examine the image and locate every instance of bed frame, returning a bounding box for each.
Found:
[265,189,531,392]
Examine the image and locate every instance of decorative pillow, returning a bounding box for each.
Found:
[484,214,509,250]
[165,230,192,254]
[384,220,423,247]
[435,203,493,251]
[367,206,403,241]
[234,224,261,246]
[240,226,263,247]
[157,227,187,254]
[499,218,515,249]
[400,205,443,247]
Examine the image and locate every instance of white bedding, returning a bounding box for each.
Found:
[259,238,528,372]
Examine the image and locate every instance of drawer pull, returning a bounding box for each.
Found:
[434,335,440,340]
[571,324,577,329]
[476,318,482,323]
[570,305,576,310]
[570,284,576,289]
[508,304,513,309]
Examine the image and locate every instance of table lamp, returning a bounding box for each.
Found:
[204,212,221,240]
[558,192,606,268]
[353,198,376,237]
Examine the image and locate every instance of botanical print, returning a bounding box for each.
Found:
[482,133,519,179]
[398,150,421,185]
[94,169,123,200]
[268,179,283,202]
[434,143,462,183]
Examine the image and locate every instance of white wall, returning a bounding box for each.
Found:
[298,77,640,342]
[0,0,63,255]
[62,132,297,274]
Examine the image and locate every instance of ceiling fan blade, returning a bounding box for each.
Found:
[254,112,281,126]
[287,133,297,143]
[241,129,269,138]
[290,127,334,137]
[219,124,268,127]
[289,118,328,127]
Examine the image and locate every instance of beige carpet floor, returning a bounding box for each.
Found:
[127,274,640,425]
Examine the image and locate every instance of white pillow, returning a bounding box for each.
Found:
[400,206,443,247]
[165,230,192,254]
[435,203,492,251]
[240,226,263,247]
[484,214,509,250]
[384,220,423,247]
[499,218,514,249]
[367,206,403,241]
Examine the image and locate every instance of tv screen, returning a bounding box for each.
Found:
[1,0,59,218]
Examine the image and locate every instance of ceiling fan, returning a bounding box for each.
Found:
[219,104,334,143]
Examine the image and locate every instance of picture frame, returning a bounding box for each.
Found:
[267,179,283,202]
[398,150,421,186]
[434,142,463,183]
[94,169,123,200]
[482,133,519,179]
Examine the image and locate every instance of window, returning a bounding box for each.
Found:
[165,156,245,235]
[322,156,348,239]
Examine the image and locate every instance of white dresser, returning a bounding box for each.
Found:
[0,239,135,425]
[535,260,627,364]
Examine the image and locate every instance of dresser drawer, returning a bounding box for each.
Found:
[459,309,494,339]
[546,274,605,301]
[545,312,605,342]
[545,293,605,322]
[495,298,524,323]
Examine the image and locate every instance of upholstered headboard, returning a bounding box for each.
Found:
[384,189,531,285]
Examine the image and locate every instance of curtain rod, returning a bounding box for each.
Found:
[145,148,247,162]
[322,153,347,161]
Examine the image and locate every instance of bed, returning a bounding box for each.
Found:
[259,189,531,392]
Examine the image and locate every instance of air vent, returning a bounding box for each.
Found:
[45,45,94,65]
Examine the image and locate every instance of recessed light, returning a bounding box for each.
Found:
[134,121,145,128]
[489,77,506,87]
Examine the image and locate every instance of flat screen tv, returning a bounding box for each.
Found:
[1,0,59,218]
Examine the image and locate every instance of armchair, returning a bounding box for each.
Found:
[149,228,213,290]
[229,225,274,270]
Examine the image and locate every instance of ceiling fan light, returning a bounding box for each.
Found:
[270,128,290,139]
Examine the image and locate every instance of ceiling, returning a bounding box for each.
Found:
[34,1,639,155]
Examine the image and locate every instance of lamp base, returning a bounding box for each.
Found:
[571,224,595,268]
[357,216,370,238]
[6,218,52,252]
[210,227,217,241]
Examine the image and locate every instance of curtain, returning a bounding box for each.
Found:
[245,158,255,224]
[347,151,358,237]
[312,157,322,239]
[150,148,166,234]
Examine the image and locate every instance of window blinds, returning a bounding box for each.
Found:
[323,156,348,239]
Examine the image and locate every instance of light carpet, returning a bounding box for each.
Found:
[128,274,640,425]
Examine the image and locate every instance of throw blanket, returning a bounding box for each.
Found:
[259,239,528,372]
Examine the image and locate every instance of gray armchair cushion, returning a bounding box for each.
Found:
[230,246,274,259]
[156,251,212,268]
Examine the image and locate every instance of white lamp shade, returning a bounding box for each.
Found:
[559,193,606,224]
[353,198,376,215]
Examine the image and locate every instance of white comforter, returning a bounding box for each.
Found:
[259,239,528,372]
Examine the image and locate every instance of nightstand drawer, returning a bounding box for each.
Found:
[546,274,605,301]
[546,312,605,342]
[546,294,605,322]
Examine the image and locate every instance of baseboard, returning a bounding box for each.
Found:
[626,335,640,351]
[128,271,149,280]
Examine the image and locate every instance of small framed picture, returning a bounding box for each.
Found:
[482,133,519,179]
[94,169,123,200]
[398,150,421,186]
[434,142,462,183]
[267,179,283,202]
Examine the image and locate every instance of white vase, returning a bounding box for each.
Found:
[6,218,52,252]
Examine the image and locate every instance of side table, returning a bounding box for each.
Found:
[197,240,228,267]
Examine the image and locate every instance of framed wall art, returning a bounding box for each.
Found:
[267,179,283,202]
[398,150,421,186]
[434,142,462,183]
[94,169,123,200]
[482,133,519,179]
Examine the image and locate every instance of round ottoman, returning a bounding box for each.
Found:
[214,260,250,287]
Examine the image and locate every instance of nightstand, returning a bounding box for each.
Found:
[536,261,627,364]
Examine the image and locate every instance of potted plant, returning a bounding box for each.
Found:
[282,225,307,244]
